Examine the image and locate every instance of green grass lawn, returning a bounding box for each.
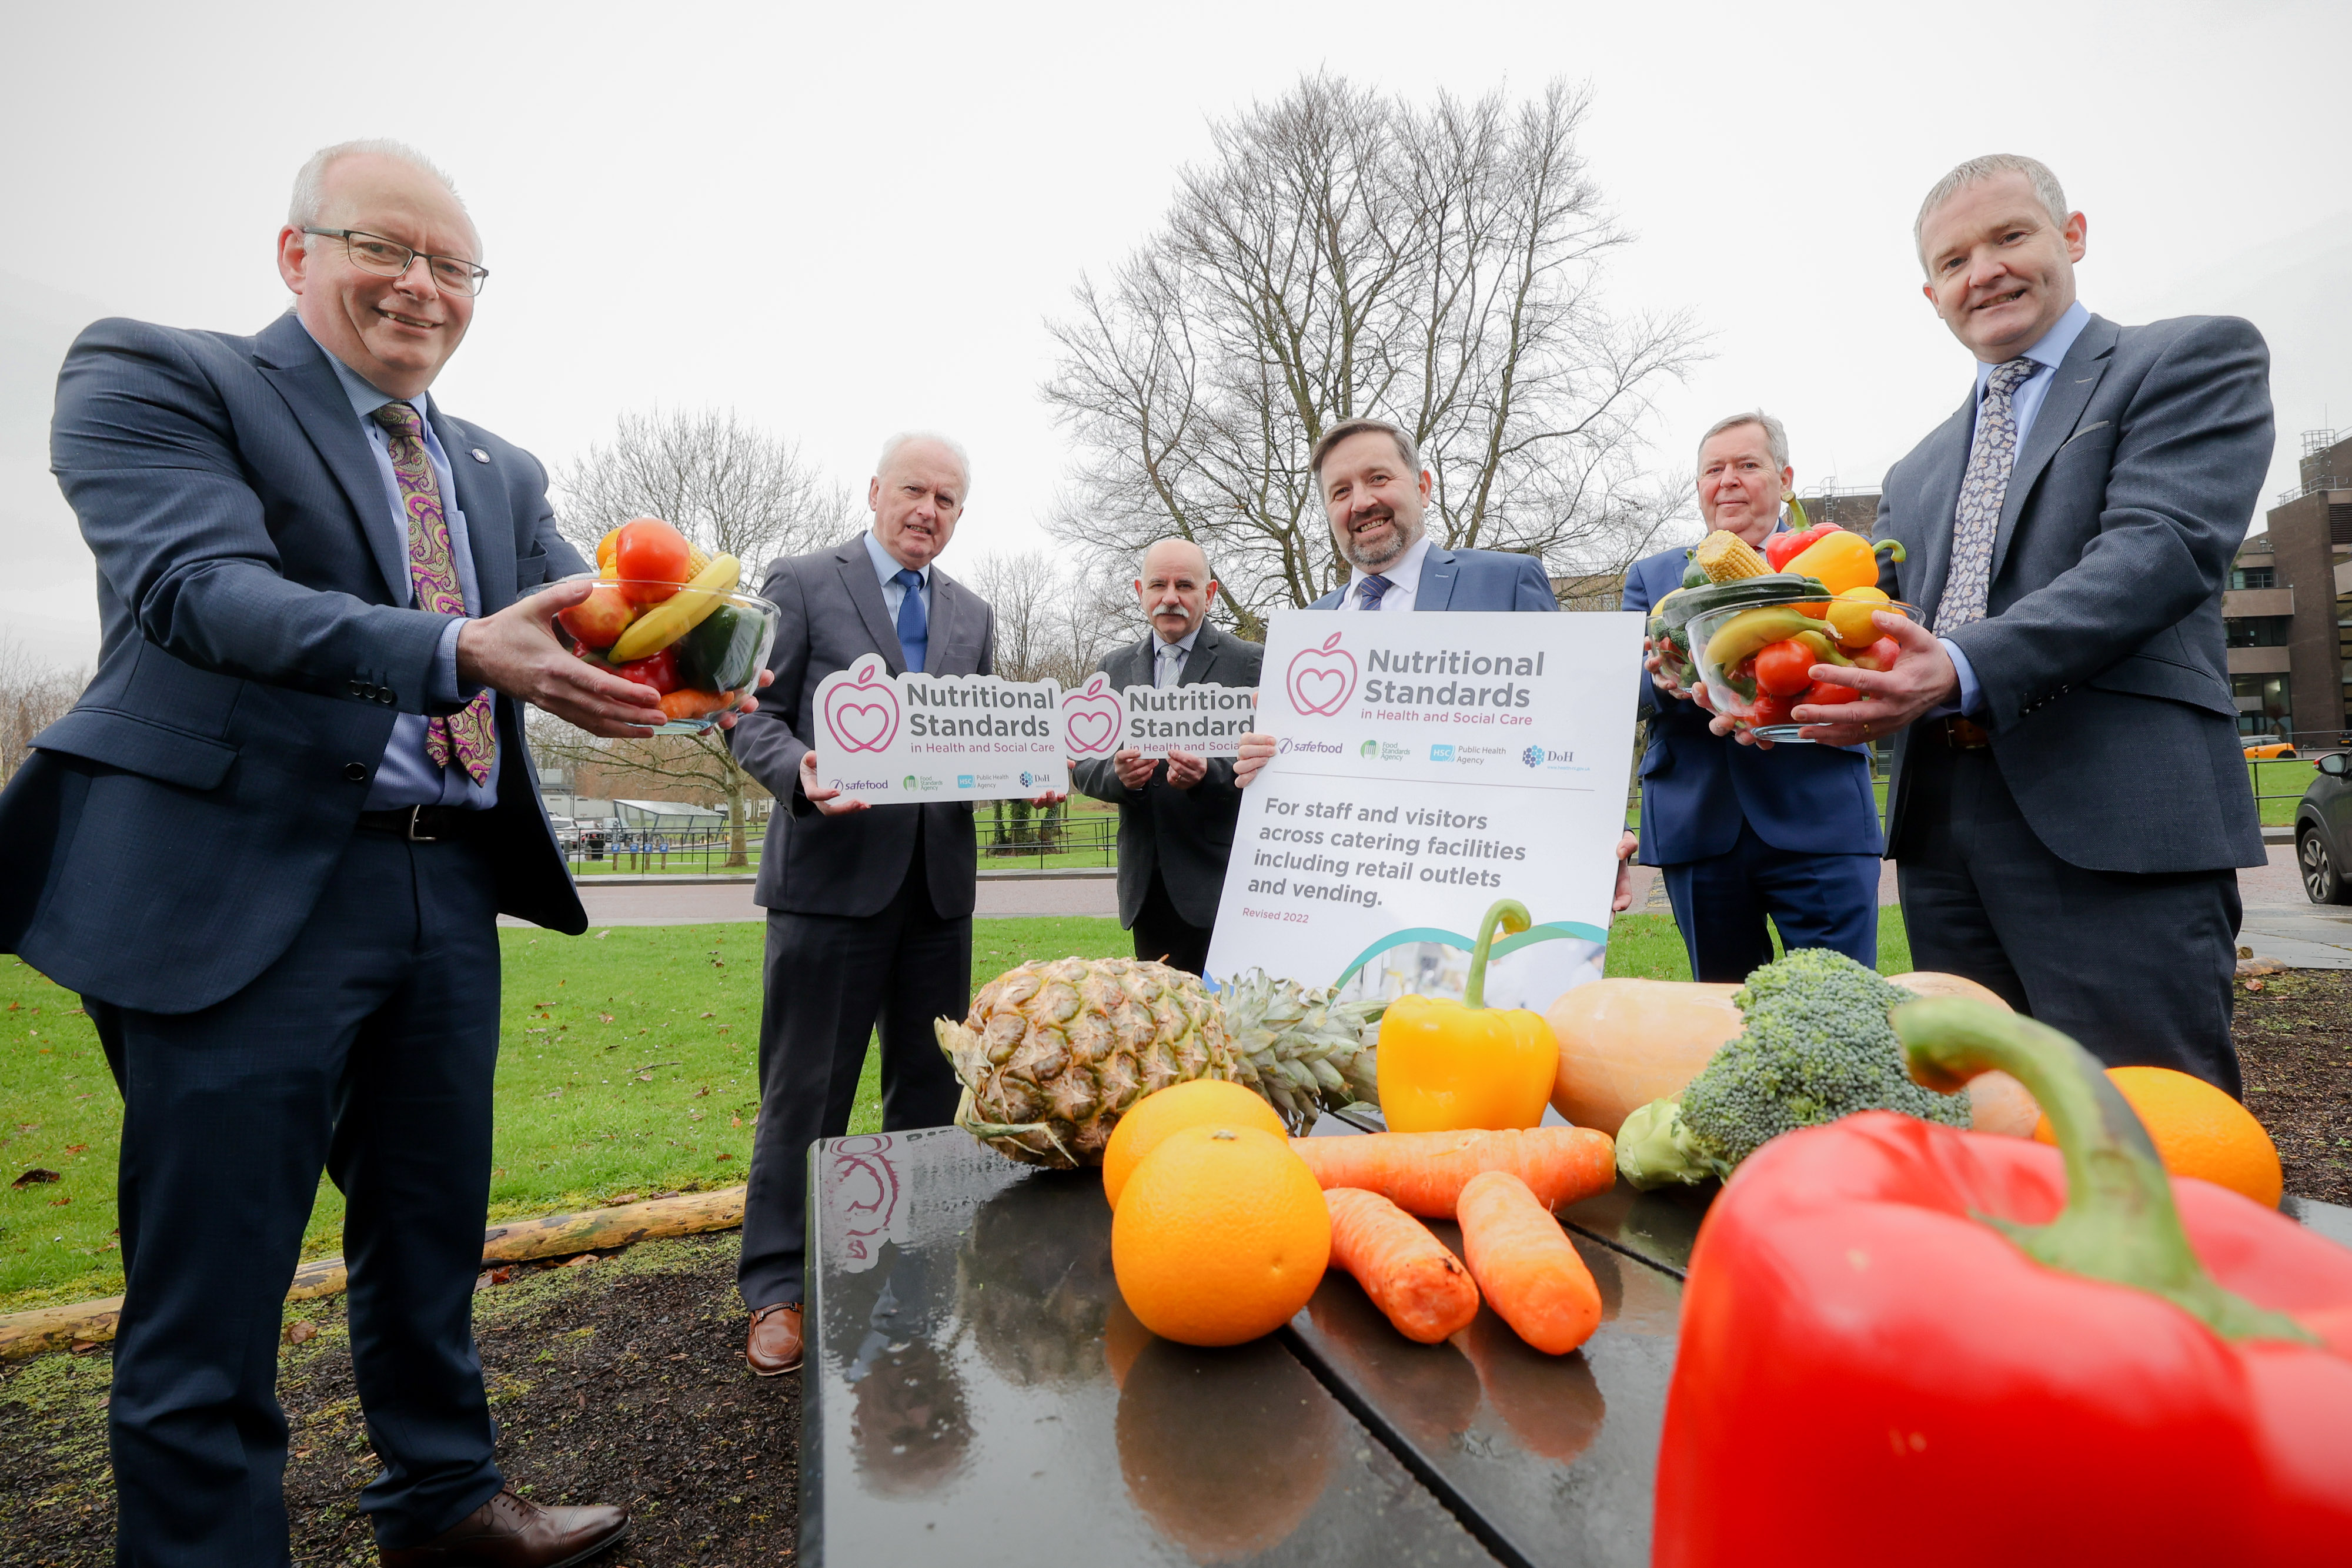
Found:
[2249,758,2320,827]
[4,901,1909,1314]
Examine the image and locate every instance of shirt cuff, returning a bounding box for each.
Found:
[1933,637,1983,718]
[430,617,472,706]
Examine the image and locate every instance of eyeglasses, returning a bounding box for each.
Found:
[302,228,490,296]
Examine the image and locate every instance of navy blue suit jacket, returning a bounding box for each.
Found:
[0,312,588,1014]
[1307,544,1559,611]
[1620,543,1883,866]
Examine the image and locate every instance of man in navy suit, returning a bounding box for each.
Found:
[1771,155,2267,1091]
[0,142,687,1566]
[1618,412,1883,980]
[1233,419,1557,788]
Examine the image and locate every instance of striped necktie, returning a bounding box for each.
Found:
[370,403,495,784]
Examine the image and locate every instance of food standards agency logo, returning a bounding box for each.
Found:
[1522,745,1544,768]
[1359,740,1378,758]
[901,775,918,791]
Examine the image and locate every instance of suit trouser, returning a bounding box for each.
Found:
[1131,869,1214,975]
[739,857,970,1310]
[85,828,505,1567]
[1660,821,1879,984]
[1895,743,2243,1095]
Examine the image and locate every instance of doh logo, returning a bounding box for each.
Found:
[1061,673,1124,757]
[1286,631,1358,716]
[821,656,901,753]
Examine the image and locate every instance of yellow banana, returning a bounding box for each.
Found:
[607,553,742,663]
[1702,606,1826,670]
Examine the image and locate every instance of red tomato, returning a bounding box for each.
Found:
[613,648,680,695]
[613,517,693,603]
[1847,636,1902,673]
[1802,678,1860,707]
[1746,694,1795,728]
[1753,638,1816,697]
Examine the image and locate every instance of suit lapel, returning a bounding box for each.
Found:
[1990,315,2117,583]
[927,571,967,674]
[252,316,409,603]
[835,541,907,672]
[1907,394,1977,624]
[427,404,517,615]
[1177,624,1221,686]
[1416,546,1460,611]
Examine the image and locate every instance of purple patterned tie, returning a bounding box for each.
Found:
[371,402,496,784]
[1934,357,2037,634]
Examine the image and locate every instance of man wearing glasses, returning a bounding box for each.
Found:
[0,141,677,1566]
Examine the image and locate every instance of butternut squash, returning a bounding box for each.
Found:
[1886,973,2039,1136]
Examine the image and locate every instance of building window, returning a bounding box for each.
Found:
[2231,673,2291,738]
[2230,566,2275,589]
[2225,616,2292,648]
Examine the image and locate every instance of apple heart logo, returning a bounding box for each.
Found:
[1286,631,1358,716]
[822,657,900,753]
[1061,673,1125,757]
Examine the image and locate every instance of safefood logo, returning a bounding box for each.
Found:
[1285,631,1358,716]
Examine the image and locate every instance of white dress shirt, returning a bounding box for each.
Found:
[1338,531,1434,611]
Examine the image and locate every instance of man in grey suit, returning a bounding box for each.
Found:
[726,433,1063,1376]
[1073,537,1264,974]
[0,142,654,1567]
[1779,155,2267,1092]
[1234,418,1559,787]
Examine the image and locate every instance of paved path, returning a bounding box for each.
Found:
[501,873,1121,928]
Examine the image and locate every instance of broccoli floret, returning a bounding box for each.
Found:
[1617,949,1970,1190]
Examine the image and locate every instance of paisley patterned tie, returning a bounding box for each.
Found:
[370,402,496,784]
[1934,357,2037,634]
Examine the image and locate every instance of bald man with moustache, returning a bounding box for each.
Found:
[1073,538,1263,974]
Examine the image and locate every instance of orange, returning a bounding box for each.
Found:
[1102,1078,1287,1209]
[2034,1065,2283,1208]
[1111,1124,1331,1346]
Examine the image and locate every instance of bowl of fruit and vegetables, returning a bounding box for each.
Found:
[1672,522,1912,742]
[553,517,779,734]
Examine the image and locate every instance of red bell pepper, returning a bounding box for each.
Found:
[1762,521,1838,573]
[1655,1000,2352,1566]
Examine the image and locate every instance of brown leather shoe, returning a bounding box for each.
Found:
[380,1489,626,1567]
[746,1302,803,1376]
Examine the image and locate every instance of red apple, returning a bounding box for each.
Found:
[559,582,637,650]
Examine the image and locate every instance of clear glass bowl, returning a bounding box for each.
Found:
[553,573,780,734]
[1686,593,1916,743]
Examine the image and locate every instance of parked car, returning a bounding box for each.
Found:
[2296,751,2352,904]
[2244,738,2298,760]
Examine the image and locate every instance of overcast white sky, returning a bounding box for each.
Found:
[5,0,2347,666]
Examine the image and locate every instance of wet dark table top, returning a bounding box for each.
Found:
[803,1127,1505,1566]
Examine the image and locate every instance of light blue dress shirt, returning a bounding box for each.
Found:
[1938,300,2093,716]
[1151,625,1201,688]
[308,330,499,809]
[863,530,932,636]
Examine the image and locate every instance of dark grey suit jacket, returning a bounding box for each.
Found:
[0,313,587,1014]
[1071,623,1264,928]
[729,538,995,919]
[1876,312,2269,874]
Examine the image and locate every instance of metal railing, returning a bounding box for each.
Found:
[564,828,762,876]
[979,810,1119,870]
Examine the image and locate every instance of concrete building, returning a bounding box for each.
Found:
[2230,428,2352,744]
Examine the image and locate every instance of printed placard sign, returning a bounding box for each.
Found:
[812,654,1070,803]
[1202,609,1644,1014]
[1120,681,1257,758]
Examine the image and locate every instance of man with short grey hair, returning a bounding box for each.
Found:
[1619,413,1883,979]
[1772,153,2269,1092]
[3,139,657,1567]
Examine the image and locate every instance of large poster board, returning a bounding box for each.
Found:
[811,655,1074,803]
[1202,610,1644,1011]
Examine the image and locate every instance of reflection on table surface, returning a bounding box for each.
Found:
[805,1128,1498,1567]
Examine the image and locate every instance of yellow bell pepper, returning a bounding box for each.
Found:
[1375,898,1562,1133]
[1825,585,1892,649]
[1783,530,1905,596]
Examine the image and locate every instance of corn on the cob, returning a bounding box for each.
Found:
[1694,530,1770,583]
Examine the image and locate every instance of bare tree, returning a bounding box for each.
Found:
[555,407,853,573]
[0,636,86,785]
[1042,74,1702,623]
[962,547,1131,688]
[527,710,771,867]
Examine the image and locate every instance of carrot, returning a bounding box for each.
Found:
[659,688,730,722]
[1290,1126,1615,1218]
[1324,1188,1481,1343]
[1455,1169,1602,1355]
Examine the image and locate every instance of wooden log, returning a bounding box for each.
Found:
[0,1184,748,1360]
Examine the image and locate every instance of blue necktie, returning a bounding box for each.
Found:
[894,568,928,672]
[1355,574,1393,611]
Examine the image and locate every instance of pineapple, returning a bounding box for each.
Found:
[934,958,1382,1168]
